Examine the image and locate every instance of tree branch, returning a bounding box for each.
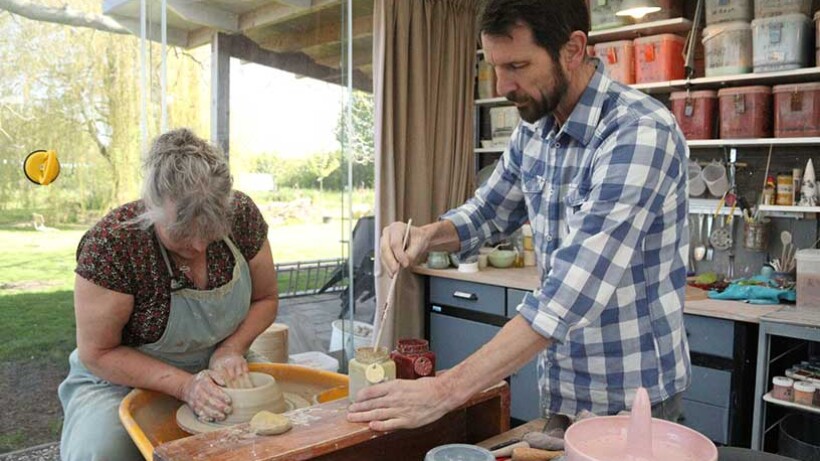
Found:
[0,0,131,35]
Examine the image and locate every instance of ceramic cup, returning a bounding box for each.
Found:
[702,162,729,197]
[478,254,489,269]
[427,251,450,269]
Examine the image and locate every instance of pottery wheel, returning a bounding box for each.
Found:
[176,392,311,434]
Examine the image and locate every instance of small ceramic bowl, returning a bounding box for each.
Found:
[488,250,516,268]
[427,251,450,269]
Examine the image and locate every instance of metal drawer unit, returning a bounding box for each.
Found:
[685,314,736,360]
[506,288,530,319]
[427,278,540,422]
[680,314,758,447]
[430,278,505,317]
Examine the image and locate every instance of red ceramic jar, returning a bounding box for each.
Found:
[390,338,436,380]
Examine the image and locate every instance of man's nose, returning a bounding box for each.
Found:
[496,72,516,98]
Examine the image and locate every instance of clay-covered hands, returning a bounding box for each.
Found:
[209,348,253,388]
[380,222,430,278]
[346,377,457,431]
[180,369,232,422]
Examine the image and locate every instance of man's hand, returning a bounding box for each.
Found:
[380,222,430,277]
[346,377,458,431]
[209,348,252,388]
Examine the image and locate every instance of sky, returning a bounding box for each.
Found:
[229,60,346,159]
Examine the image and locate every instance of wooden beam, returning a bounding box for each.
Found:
[314,47,371,68]
[212,33,231,158]
[229,34,371,92]
[115,17,189,46]
[238,0,340,31]
[276,0,312,7]
[186,26,215,49]
[166,0,239,32]
[258,13,371,53]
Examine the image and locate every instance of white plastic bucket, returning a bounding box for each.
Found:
[329,319,373,352]
[289,351,339,373]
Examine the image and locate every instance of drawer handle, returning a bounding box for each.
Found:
[453,291,478,301]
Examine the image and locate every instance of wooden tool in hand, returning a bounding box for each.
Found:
[372,219,413,351]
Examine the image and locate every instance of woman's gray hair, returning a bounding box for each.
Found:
[133,128,233,241]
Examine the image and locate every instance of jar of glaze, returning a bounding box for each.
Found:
[348,346,396,402]
[391,338,436,380]
[793,380,815,406]
[772,376,794,401]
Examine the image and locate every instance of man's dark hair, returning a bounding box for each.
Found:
[479,0,591,61]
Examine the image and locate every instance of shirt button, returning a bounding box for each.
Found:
[553,142,561,148]
[546,234,553,241]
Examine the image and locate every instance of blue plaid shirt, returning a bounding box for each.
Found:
[443,61,691,416]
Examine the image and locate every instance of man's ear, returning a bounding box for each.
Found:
[561,31,588,71]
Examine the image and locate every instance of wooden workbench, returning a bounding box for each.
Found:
[413,265,785,324]
[153,381,510,460]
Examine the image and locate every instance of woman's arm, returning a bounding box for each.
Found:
[74,275,192,400]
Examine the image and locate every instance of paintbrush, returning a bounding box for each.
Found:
[372,219,413,352]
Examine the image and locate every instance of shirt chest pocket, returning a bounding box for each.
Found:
[521,173,548,212]
[560,183,590,240]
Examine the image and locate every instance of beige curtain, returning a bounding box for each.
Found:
[372,0,479,347]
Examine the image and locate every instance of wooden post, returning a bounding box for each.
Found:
[211,32,231,159]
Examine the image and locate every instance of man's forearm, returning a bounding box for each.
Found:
[422,220,462,253]
[437,315,552,408]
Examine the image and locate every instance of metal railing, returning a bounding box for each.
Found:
[275,257,346,298]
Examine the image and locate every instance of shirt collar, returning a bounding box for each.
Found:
[539,58,610,146]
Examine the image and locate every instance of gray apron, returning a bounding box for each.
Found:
[59,237,257,461]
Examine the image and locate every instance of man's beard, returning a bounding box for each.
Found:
[506,67,569,124]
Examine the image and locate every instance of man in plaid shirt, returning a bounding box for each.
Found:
[349,0,690,431]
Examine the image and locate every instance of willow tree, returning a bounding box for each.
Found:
[0,0,207,221]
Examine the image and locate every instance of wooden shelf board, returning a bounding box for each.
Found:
[475,147,505,153]
[758,205,820,214]
[763,392,820,415]
[638,67,820,94]
[587,18,693,44]
[688,138,820,148]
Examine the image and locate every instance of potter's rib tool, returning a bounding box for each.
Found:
[372,219,413,351]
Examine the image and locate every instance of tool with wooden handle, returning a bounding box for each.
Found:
[372,219,413,350]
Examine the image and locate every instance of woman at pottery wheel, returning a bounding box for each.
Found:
[58,128,279,461]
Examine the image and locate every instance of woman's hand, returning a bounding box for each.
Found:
[180,370,232,422]
[209,348,253,388]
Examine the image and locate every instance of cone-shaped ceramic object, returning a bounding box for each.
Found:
[564,387,717,461]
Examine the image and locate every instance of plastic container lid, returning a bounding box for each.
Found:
[717,85,771,96]
[796,249,820,263]
[752,12,812,26]
[773,82,820,93]
[425,444,494,461]
[774,376,795,387]
[794,381,816,393]
[670,90,718,100]
[702,21,752,43]
[633,33,686,45]
[595,39,633,48]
